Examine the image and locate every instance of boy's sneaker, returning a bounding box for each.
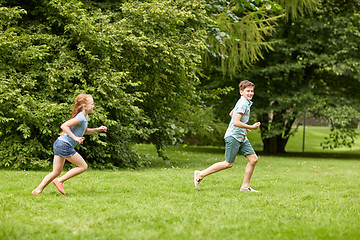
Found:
[240,187,259,192]
[194,170,202,190]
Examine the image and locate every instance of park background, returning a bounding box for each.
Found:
[1,0,360,239]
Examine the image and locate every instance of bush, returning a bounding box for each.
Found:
[0,0,208,169]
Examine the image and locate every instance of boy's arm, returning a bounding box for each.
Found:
[229,108,235,117]
[233,113,261,130]
[84,126,107,134]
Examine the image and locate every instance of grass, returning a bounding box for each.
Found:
[248,125,360,155]
[1,126,360,239]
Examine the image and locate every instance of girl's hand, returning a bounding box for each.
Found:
[74,136,84,144]
[98,126,107,132]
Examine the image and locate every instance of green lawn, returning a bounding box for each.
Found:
[248,126,360,155]
[1,127,360,239]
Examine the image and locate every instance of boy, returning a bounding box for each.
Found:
[194,80,261,191]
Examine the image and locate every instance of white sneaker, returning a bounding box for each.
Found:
[240,187,259,192]
[194,170,202,190]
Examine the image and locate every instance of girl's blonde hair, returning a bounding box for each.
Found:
[60,94,92,135]
[70,94,92,119]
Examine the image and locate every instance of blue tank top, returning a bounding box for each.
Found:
[58,112,88,148]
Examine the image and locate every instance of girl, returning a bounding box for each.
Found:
[32,94,107,195]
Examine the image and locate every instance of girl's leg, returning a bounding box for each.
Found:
[32,155,65,194]
[57,153,88,184]
[241,154,258,188]
[198,161,234,179]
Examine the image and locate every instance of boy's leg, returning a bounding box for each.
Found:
[198,161,234,179]
[57,152,88,184]
[32,155,65,194]
[194,137,239,190]
[194,161,233,190]
[197,136,240,179]
[241,153,258,189]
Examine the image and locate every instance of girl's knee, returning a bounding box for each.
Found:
[226,161,234,168]
[80,163,88,172]
[53,170,62,176]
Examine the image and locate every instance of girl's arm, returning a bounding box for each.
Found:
[60,118,84,144]
[84,125,107,135]
[233,113,261,130]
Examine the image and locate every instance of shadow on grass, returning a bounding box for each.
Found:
[173,146,225,154]
[257,151,360,160]
[174,145,360,160]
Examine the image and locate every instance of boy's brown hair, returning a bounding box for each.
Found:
[238,80,255,91]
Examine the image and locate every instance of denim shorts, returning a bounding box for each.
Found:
[53,139,76,158]
[224,136,255,163]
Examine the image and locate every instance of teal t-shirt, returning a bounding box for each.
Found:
[224,96,252,142]
[58,111,88,148]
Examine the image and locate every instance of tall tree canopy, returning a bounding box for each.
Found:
[203,0,360,153]
[0,0,321,169]
[204,0,317,75]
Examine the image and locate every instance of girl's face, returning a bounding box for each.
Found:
[84,97,95,113]
[240,86,254,101]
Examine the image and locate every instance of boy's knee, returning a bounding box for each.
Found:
[248,155,258,165]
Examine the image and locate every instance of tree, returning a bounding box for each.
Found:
[204,0,317,75]
[205,0,360,153]
[0,0,209,169]
[0,0,327,169]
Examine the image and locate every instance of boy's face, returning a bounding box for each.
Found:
[240,86,254,101]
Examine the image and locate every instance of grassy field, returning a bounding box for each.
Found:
[248,126,360,155]
[1,126,360,239]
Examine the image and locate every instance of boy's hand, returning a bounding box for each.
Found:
[251,122,261,130]
[98,126,107,132]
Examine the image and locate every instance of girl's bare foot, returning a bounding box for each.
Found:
[53,179,66,195]
[31,189,41,195]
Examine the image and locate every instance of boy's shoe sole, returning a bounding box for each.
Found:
[194,170,201,191]
[240,187,259,192]
[53,179,66,195]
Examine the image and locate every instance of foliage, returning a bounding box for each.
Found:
[200,0,360,152]
[0,0,330,169]
[319,106,360,149]
[189,0,318,146]
[0,0,209,169]
[253,0,360,152]
[204,0,317,75]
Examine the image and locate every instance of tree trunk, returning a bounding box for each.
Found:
[259,111,296,154]
[262,136,288,154]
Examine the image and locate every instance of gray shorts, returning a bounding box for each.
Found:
[224,136,255,163]
[53,139,76,158]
